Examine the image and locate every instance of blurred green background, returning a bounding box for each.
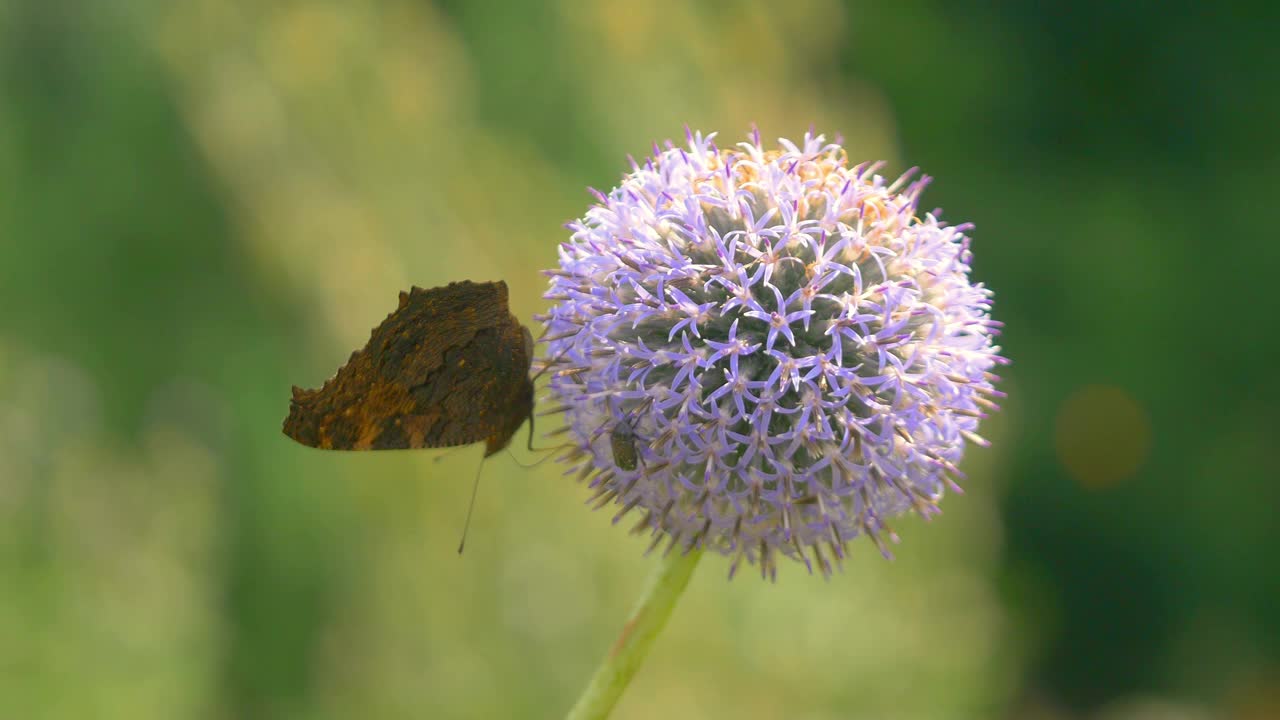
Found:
[2,1,1277,718]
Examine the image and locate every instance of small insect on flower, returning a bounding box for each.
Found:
[606,398,653,472]
[609,421,640,472]
[539,129,1007,579]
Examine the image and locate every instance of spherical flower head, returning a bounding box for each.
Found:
[539,129,1006,579]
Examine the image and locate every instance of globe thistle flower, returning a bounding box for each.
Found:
[538,129,1005,580]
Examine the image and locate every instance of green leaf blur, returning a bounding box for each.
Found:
[2,1,1276,719]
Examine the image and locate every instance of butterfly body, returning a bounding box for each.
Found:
[283,281,533,455]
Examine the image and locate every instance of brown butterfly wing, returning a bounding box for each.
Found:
[283,280,533,454]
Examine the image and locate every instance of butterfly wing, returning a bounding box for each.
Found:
[283,280,532,452]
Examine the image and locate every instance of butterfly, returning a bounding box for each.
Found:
[282,280,534,456]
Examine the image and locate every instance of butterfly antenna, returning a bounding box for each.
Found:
[506,446,564,468]
[457,458,486,555]
[521,399,565,453]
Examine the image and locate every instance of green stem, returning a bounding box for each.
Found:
[565,547,704,720]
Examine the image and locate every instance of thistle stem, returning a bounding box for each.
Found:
[565,547,704,720]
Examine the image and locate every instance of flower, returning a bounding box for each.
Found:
[537,129,1006,579]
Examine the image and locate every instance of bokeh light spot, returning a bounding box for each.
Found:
[1055,384,1151,489]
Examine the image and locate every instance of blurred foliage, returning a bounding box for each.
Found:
[1,1,1277,719]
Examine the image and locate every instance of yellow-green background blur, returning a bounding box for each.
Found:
[3,1,1277,719]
